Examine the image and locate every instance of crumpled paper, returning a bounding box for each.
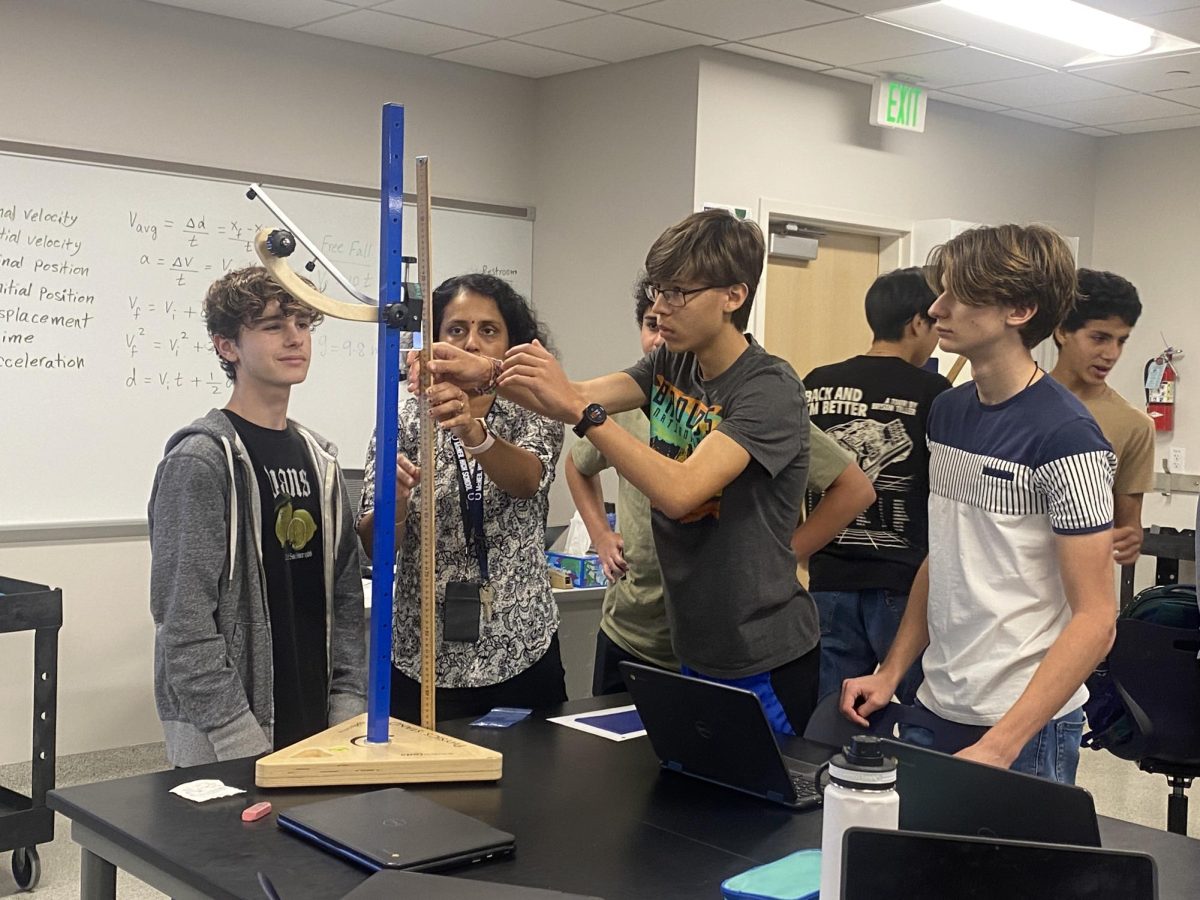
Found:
[169,779,246,803]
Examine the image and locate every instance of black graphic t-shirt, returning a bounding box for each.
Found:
[803,355,951,593]
[224,411,328,749]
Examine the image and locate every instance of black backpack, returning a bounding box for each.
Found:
[1081,583,1199,759]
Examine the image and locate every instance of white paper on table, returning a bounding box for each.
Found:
[547,704,647,742]
[169,779,246,802]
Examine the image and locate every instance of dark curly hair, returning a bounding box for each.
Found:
[432,273,553,353]
[204,266,321,381]
[634,271,652,325]
[1057,269,1142,344]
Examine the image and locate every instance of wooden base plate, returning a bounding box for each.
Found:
[255,714,502,788]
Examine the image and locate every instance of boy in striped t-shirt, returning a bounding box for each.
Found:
[840,225,1117,784]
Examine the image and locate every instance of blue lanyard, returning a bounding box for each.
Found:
[450,430,489,583]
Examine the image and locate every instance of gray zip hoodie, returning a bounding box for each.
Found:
[149,409,366,767]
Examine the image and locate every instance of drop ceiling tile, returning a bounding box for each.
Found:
[148,0,353,28]
[1154,83,1200,105]
[716,42,832,71]
[1084,1,1200,16]
[926,89,1007,112]
[747,17,958,67]
[999,108,1083,128]
[299,10,487,53]
[853,47,1047,90]
[516,14,719,62]
[1072,126,1121,136]
[565,0,664,10]
[1104,112,1200,132]
[1026,91,1195,125]
[946,72,1132,107]
[375,0,597,38]
[436,39,603,77]
[623,0,850,42]
[1136,8,1200,42]
[822,68,879,85]
[820,0,928,11]
[1075,50,1200,92]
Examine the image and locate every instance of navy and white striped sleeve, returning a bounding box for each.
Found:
[1033,418,1116,535]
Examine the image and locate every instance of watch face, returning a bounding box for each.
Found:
[587,404,606,424]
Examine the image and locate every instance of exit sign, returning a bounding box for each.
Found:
[870,78,927,132]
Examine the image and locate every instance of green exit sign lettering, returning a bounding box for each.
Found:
[869,78,927,133]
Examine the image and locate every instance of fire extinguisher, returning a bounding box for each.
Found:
[1145,346,1182,433]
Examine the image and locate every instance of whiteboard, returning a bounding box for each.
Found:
[0,150,533,531]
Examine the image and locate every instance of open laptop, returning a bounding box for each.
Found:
[619,661,832,810]
[879,737,1102,847]
[840,827,1157,900]
[277,788,515,873]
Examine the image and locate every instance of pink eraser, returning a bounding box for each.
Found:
[241,801,272,822]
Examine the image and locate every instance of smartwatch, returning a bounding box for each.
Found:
[573,403,608,438]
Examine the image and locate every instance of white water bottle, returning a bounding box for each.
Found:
[819,735,899,900]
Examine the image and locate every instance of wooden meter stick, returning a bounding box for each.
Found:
[415,155,437,731]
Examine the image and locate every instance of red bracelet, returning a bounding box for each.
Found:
[472,357,502,396]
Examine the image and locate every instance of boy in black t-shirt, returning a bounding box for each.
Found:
[418,211,821,735]
[149,267,366,767]
[804,267,950,703]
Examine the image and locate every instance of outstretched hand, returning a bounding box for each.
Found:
[499,340,583,423]
[406,343,495,394]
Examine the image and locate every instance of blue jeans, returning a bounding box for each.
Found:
[903,702,1085,784]
[813,589,923,705]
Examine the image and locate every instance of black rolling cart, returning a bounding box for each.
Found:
[1,576,62,892]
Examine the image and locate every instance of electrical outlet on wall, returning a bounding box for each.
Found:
[1168,446,1186,473]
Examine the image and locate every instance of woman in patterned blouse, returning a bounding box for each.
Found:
[357,273,567,723]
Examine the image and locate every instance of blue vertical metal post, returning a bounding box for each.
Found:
[367,103,405,743]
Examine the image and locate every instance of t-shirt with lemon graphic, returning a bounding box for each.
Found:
[224,410,328,750]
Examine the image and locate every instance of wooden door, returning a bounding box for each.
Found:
[763,230,880,379]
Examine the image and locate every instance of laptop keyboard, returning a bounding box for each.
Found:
[789,770,822,803]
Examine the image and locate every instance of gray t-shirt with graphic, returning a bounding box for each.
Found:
[624,336,817,678]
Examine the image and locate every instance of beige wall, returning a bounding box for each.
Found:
[1091,130,1200,538]
[531,52,700,522]
[694,51,1098,258]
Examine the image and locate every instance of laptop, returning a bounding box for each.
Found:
[619,661,832,810]
[339,870,603,899]
[277,788,515,873]
[840,827,1157,900]
[879,737,1102,847]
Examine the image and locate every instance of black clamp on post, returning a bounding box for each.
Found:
[388,255,422,330]
[263,229,297,259]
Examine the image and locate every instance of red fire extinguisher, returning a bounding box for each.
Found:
[1145,347,1181,433]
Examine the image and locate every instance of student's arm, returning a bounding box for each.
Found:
[410,341,648,415]
[565,454,627,582]
[329,466,367,723]
[355,430,420,560]
[840,558,930,725]
[1111,493,1144,566]
[149,451,271,760]
[956,529,1116,768]
[792,426,874,562]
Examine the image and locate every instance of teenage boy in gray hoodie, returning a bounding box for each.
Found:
[149,267,366,767]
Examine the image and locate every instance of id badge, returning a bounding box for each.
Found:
[443,580,482,643]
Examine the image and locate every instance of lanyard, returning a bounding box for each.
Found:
[450,423,491,583]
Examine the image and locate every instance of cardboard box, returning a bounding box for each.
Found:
[545,551,607,588]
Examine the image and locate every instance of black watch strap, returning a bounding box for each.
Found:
[573,403,608,438]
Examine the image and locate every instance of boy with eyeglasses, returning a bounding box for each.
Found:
[567,273,875,697]
[840,226,1117,783]
[419,210,824,735]
[149,267,366,767]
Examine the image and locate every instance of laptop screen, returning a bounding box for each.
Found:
[841,828,1157,900]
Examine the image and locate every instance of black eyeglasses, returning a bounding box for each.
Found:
[643,283,729,308]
